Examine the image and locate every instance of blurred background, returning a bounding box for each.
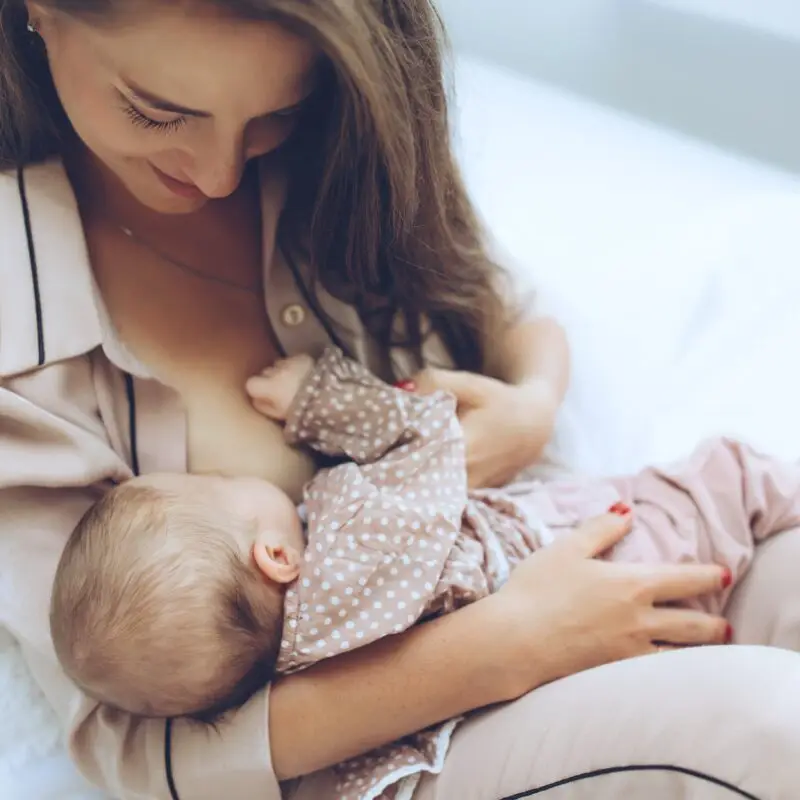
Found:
[440,0,800,173]
[435,0,800,287]
[434,0,800,473]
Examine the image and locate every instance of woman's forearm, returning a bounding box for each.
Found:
[493,315,570,402]
[268,593,526,780]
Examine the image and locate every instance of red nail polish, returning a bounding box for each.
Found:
[393,379,417,392]
[608,502,631,516]
[721,568,733,590]
[724,623,734,644]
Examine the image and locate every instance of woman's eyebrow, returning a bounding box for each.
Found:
[123,81,212,117]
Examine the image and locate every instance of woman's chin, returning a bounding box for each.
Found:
[141,191,209,215]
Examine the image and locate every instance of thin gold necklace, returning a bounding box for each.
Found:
[119,224,262,295]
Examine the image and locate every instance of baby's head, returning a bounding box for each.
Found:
[50,473,304,720]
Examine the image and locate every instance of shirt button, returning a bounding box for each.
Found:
[281,304,306,327]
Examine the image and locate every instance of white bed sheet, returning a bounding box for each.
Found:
[3,55,800,799]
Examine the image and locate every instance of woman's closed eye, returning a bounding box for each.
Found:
[120,96,307,135]
[122,102,187,133]
[270,102,305,119]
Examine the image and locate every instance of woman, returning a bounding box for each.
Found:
[0,1,797,798]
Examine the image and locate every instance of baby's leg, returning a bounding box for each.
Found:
[611,437,800,614]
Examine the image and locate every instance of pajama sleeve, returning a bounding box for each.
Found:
[283,346,439,463]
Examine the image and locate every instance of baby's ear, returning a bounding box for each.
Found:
[253,541,300,584]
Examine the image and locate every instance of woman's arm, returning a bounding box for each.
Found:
[269,591,520,779]
[414,313,571,487]
[271,507,732,781]
[490,315,570,405]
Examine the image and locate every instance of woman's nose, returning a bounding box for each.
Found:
[192,158,245,199]
[190,131,247,199]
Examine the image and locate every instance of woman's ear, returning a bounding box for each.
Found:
[253,541,300,584]
[26,3,50,31]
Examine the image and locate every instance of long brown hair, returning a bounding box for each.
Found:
[0,0,513,372]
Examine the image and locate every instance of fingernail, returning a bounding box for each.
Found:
[393,379,417,392]
[608,502,631,516]
[724,623,734,644]
[721,567,733,590]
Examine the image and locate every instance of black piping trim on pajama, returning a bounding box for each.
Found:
[125,375,179,799]
[123,373,141,477]
[17,163,180,797]
[164,718,180,800]
[17,167,46,367]
[501,764,763,800]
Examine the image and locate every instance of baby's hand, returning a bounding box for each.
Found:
[246,354,315,422]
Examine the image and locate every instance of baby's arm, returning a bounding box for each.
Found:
[276,357,469,674]
[250,347,462,468]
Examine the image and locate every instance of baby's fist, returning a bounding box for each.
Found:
[246,354,315,421]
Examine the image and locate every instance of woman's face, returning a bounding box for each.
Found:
[32,3,319,213]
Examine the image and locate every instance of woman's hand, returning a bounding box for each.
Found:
[411,368,558,488]
[489,510,732,698]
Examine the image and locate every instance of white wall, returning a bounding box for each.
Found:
[650,0,800,40]
[436,0,800,176]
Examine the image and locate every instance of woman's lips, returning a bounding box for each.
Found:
[151,164,206,200]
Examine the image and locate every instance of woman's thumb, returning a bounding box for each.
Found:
[563,509,633,559]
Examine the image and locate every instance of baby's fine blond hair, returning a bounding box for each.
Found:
[50,480,284,720]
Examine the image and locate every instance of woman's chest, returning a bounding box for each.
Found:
[93,234,315,499]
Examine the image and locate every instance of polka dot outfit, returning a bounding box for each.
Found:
[278,348,468,679]
[273,348,616,800]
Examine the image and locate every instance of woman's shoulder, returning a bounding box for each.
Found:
[0,160,103,378]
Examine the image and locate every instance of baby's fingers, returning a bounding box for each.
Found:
[553,512,634,560]
[245,377,283,420]
[245,374,275,398]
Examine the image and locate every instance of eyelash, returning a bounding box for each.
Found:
[123,104,187,133]
[121,99,306,134]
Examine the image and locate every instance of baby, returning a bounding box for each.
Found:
[50,347,800,800]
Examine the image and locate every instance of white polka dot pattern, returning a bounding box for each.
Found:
[277,349,468,678]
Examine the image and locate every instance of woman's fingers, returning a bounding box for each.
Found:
[555,512,634,559]
[647,608,731,646]
[637,562,728,604]
[412,368,495,407]
[649,643,684,655]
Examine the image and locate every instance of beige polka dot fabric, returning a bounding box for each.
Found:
[278,349,469,675]
[273,349,576,800]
